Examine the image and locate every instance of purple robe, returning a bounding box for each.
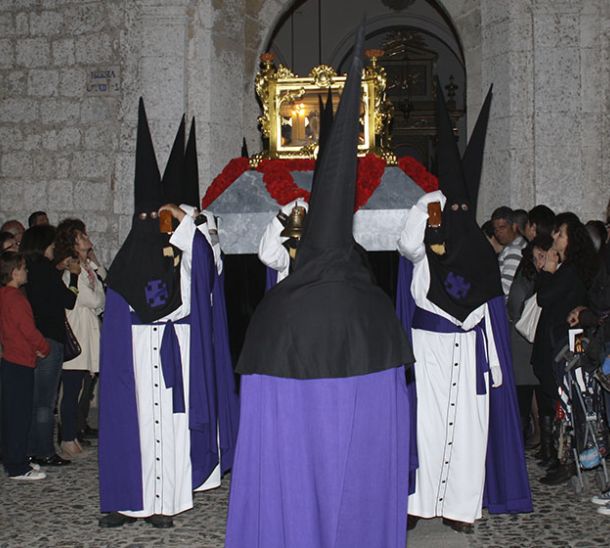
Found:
[395,257,419,495]
[225,367,410,548]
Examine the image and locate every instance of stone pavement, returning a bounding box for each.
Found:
[1,438,609,547]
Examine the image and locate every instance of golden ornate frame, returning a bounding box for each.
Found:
[253,51,395,165]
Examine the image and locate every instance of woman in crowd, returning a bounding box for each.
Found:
[20,225,80,466]
[524,204,555,241]
[507,234,553,446]
[54,219,105,457]
[532,214,599,484]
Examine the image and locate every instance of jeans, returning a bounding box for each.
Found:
[28,339,63,458]
[60,370,86,441]
[1,359,35,476]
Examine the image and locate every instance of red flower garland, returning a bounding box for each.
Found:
[257,158,314,205]
[201,156,250,208]
[202,155,438,211]
[397,156,438,193]
[355,154,387,211]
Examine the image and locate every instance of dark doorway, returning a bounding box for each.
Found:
[223,250,400,364]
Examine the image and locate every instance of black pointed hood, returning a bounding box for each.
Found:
[241,137,249,159]
[462,85,493,214]
[296,28,363,263]
[162,115,186,206]
[435,77,468,206]
[236,21,414,379]
[183,118,200,208]
[106,101,183,323]
[134,98,162,214]
[424,81,502,322]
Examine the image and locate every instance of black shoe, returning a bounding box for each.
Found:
[31,454,71,466]
[442,518,474,534]
[407,514,420,531]
[145,515,174,529]
[98,512,137,528]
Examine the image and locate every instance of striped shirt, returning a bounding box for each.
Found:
[498,235,526,296]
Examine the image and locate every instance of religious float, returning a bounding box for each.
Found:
[202,50,440,254]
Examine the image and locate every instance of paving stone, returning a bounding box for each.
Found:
[1,438,609,547]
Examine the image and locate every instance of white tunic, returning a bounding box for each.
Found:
[122,210,219,518]
[397,193,501,523]
[258,216,291,283]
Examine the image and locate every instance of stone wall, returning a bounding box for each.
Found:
[0,0,251,263]
[0,0,128,265]
[477,0,610,222]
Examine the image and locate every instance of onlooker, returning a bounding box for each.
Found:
[567,236,610,512]
[20,225,80,467]
[55,219,105,457]
[0,251,50,480]
[507,235,553,446]
[492,206,527,296]
[524,205,555,241]
[0,231,18,253]
[533,214,599,484]
[28,211,49,228]
[0,220,25,248]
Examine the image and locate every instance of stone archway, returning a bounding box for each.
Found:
[250,0,483,124]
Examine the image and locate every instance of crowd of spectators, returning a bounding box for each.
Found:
[0,200,609,512]
[483,199,610,515]
[0,213,105,480]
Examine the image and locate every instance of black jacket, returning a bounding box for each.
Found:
[532,263,588,375]
[25,257,78,344]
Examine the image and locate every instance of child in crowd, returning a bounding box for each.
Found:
[0,251,50,480]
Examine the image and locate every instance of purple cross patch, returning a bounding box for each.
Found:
[145,279,169,308]
[444,272,471,300]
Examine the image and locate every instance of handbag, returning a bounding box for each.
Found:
[64,316,82,362]
[515,293,542,343]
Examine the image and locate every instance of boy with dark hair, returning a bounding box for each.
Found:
[0,252,50,480]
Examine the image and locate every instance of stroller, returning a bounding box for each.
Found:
[554,337,609,494]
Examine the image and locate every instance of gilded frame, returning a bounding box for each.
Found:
[254,52,394,163]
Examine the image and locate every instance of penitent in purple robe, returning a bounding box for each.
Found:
[99,230,239,514]
[396,255,532,514]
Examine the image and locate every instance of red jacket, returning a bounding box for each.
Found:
[0,286,50,367]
